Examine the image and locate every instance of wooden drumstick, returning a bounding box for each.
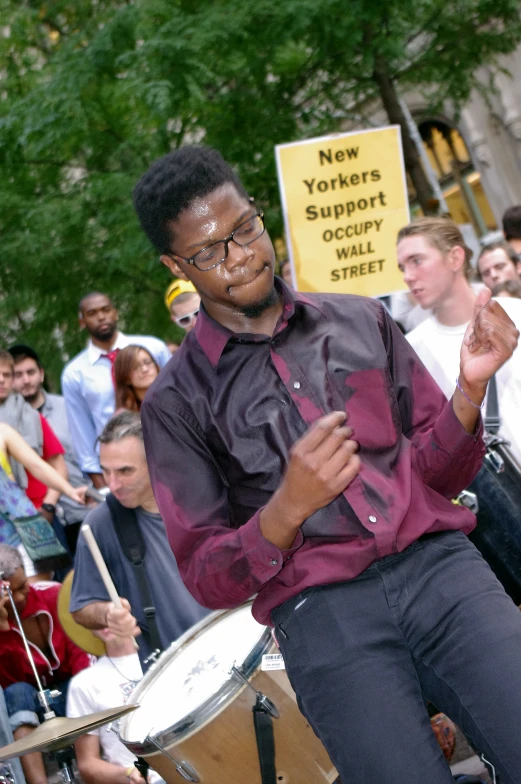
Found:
[81,524,139,650]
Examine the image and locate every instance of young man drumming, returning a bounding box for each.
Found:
[134,146,520,784]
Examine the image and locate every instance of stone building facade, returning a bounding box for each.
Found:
[341,49,521,241]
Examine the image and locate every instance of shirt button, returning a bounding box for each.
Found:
[270,559,278,566]
[293,381,301,389]
[368,515,377,523]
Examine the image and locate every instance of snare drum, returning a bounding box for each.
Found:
[118,602,336,784]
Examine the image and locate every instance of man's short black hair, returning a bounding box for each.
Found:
[78,291,113,316]
[502,206,521,241]
[133,146,249,254]
[8,344,42,369]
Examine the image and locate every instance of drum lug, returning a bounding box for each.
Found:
[255,693,279,719]
[0,762,15,784]
[143,649,162,668]
[484,449,505,474]
[230,664,280,718]
[145,735,200,782]
[456,489,479,515]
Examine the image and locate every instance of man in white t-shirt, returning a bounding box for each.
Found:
[67,628,162,784]
[397,217,521,467]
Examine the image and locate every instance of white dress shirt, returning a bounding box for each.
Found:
[61,332,170,473]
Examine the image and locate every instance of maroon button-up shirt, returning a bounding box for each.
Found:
[142,279,485,625]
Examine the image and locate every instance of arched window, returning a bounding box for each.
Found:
[415,118,496,235]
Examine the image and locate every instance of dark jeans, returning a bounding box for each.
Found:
[272,531,521,784]
[4,681,68,733]
[0,687,26,783]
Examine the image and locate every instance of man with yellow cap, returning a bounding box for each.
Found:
[164,280,200,334]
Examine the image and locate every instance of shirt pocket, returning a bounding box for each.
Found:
[334,367,398,451]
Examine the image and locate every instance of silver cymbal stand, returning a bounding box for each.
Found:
[1,577,76,783]
[1,578,58,720]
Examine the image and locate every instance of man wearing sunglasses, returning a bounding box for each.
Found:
[134,145,521,784]
[164,280,201,333]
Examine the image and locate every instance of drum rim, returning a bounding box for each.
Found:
[119,601,272,755]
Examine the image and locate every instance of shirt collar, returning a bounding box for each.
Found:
[18,585,40,620]
[39,390,50,413]
[194,277,325,368]
[87,331,126,364]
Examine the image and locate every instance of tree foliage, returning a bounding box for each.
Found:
[1,0,520,386]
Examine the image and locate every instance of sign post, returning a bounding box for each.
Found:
[275,126,410,296]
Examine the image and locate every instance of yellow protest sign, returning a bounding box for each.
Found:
[275,126,410,296]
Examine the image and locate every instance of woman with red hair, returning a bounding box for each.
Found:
[114,345,160,412]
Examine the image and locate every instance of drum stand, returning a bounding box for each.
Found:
[53,747,76,784]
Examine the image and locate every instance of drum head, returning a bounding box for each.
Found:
[120,602,270,746]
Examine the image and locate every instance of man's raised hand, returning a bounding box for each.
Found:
[461,287,519,391]
[282,411,360,523]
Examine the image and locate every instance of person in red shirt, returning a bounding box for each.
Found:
[25,414,67,513]
[0,544,91,784]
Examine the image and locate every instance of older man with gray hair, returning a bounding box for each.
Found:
[70,411,208,668]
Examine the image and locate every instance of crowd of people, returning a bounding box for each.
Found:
[1,145,521,784]
[0,282,202,784]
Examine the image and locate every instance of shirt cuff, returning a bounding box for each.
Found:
[433,398,484,454]
[80,459,102,474]
[239,510,304,583]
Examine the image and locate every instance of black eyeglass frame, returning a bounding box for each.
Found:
[168,211,265,272]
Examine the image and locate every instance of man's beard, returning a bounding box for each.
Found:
[22,389,40,405]
[240,286,279,319]
[91,323,117,342]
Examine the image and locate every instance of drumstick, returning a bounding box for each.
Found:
[81,524,139,650]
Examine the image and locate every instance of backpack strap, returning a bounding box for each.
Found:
[105,494,163,657]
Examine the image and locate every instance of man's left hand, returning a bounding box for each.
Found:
[460,288,519,391]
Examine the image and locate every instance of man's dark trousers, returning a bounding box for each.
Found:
[272,531,521,783]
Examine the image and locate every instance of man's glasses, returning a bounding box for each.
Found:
[175,309,199,327]
[169,212,265,272]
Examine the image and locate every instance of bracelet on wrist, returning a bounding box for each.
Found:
[456,377,484,410]
[126,766,135,782]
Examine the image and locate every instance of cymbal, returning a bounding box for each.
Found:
[57,570,106,657]
[0,704,138,760]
